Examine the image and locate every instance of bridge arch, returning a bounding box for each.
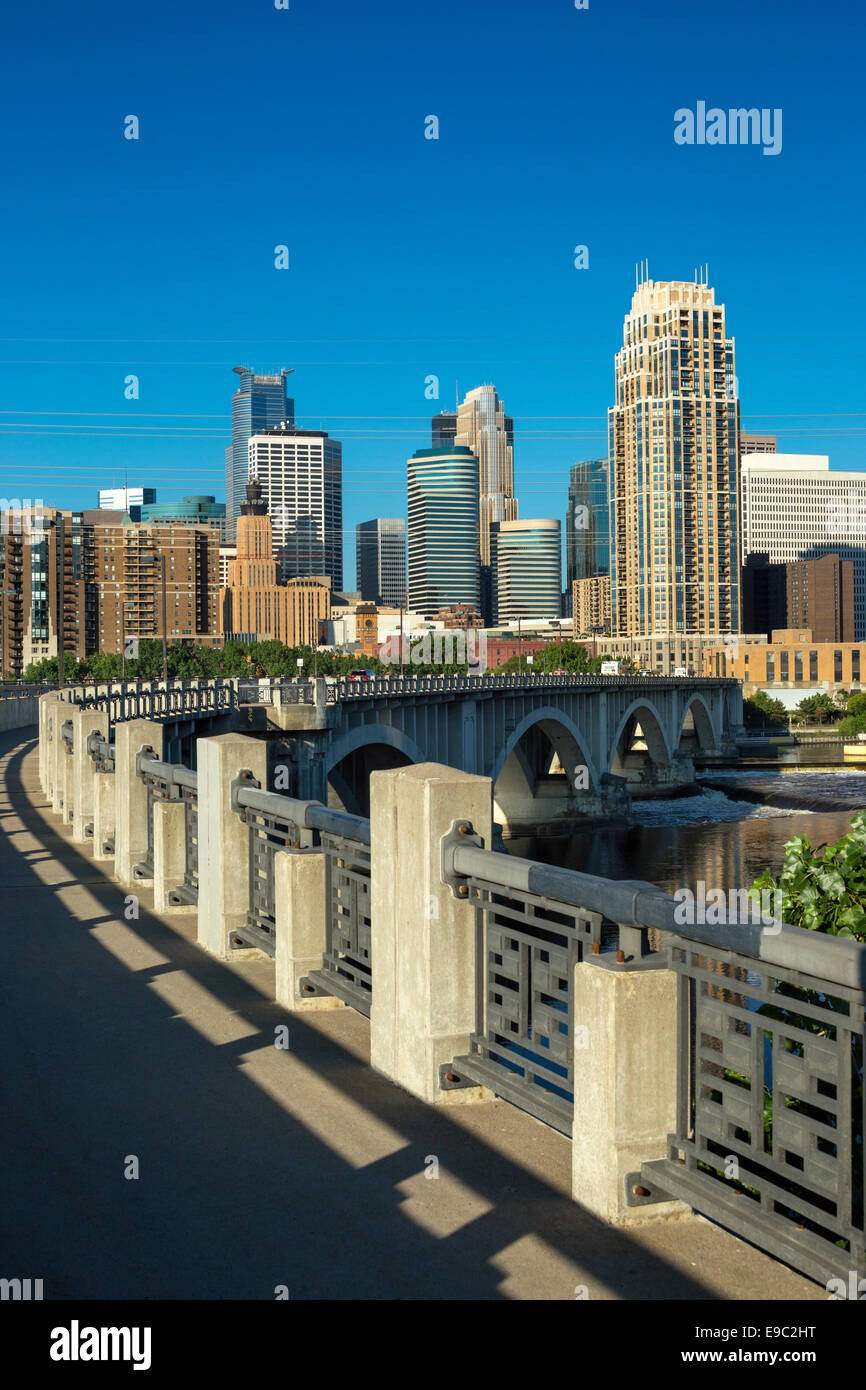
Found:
[676,693,719,753]
[490,707,602,831]
[608,699,672,782]
[324,724,427,816]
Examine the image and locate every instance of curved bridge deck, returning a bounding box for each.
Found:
[1,726,818,1300]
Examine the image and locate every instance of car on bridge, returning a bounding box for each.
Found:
[348,669,376,682]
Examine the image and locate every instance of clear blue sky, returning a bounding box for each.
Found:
[1,0,863,586]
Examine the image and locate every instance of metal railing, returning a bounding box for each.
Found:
[230,775,371,1010]
[51,671,738,722]
[636,925,865,1289]
[86,731,116,774]
[133,750,197,890]
[307,811,372,1015]
[441,835,865,1286]
[0,682,55,699]
[440,837,652,1133]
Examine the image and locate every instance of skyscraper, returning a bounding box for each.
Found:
[248,422,343,591]
[741,452,866,640]
[407,446,479,616]
[226,368,295,536]
[356,518,407,607]
[98,486,156,522]
[607,275,740,638]
[491,519,561,624]
[221,478,331,646]
[455,385,517,571]
[431,411,457,447]
[566,458,610,587]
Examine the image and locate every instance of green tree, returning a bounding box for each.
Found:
[847,692,866,719]
[751,813,866,942]
[744,690,787,729]
[796,692,837,725]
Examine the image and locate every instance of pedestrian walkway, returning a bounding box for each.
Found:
[0,729,822,1300]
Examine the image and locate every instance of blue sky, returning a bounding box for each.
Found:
[1,0,863,586]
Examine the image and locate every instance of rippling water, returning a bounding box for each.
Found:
[508,769,863,898]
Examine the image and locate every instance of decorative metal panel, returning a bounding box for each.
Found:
[181,784,198,894]
[651,940,865,1285]
[454,880,603,1134]
[316,831,372,1016]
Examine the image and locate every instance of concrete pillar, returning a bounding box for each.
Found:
[196,733,268,959]
[153,800,194,914]
[47,699,67,815]
[114,719,165,885]
[571,959,689,1224]
[61,735,75,825]
[93,755,117,861]
[273,851,344,1011]
[38,694,54,795]
[369,762,494,1105]
[69,707,105,843]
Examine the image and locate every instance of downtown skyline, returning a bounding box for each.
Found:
[1,0,865,595]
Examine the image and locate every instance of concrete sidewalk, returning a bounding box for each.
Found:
[0,729,823,1300]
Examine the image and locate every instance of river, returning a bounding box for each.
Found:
[507,768,866,898]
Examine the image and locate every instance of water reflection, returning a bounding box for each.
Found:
[509,808,857,898]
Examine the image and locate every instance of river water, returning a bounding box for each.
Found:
[508,767,866,899]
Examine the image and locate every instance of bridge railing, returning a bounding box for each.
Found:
[133,750,198,898]
[46,670,739,722]
[36,714,862,1289]
[229,773,371,1010]
[438,833,865,1288]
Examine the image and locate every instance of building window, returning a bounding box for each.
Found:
[834,650,843,682]
[810,650,818,681]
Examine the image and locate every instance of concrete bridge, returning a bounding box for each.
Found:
[9,692,848,1298]
[247,671,743,830]
[43,671,742,833]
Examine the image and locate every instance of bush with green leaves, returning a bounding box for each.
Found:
[751,812,866,941]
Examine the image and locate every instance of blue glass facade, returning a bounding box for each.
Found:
[408,447,479,616]
[566,458,610,586]
[227,369,295,536]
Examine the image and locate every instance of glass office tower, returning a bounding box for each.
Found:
[226,368,295,537]
[566,458,610,587]
[607,276,740,637]
[408,446,480,616]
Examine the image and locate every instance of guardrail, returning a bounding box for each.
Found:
[229,773,371,1009]
[49,671,740,722]
[36,710,863,1290]
[440,833,865,1286]
[0,683,56,698]
[133,750,198,898]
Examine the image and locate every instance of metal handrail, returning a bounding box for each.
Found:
[232,781,370,845]
[445,840,866,991]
